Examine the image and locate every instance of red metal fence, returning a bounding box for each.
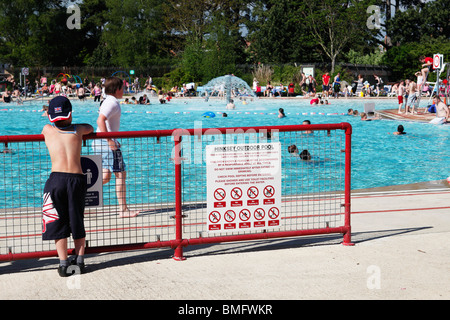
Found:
[0,123,352,262]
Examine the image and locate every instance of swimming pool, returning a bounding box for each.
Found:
[1,96,449,191]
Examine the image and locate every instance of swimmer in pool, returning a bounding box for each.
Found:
[226,99,236,109]
[288,144,299,155]
[287,145,312,161]
[360,112,380,121]
[302,120,313,134]
[392,125,406,135]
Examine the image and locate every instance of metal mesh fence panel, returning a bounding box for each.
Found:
[0,123,351,261]
[179,127,347,240]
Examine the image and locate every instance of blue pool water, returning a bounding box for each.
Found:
[1,96,449,191]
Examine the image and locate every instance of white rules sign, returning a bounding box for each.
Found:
[206,143,282,233]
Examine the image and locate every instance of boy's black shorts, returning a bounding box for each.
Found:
[42,172,87,240]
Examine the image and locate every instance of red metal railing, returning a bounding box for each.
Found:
[0,123,352,262]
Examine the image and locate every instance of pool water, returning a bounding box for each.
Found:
[1,97,449,191]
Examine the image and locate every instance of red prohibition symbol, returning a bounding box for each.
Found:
[268,207,280,219]
[247,186,259,199]
[263,185,275,198]
[214,188,226,201]
[231,187,243,200]
[239,209,251,221]
[254,208,265,220]
[209,211,221,223]
[224,210,236,222]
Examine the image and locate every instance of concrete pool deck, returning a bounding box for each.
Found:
[376,108,440,123]
[0,180,449,300]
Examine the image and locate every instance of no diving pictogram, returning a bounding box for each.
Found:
[254,208,265,220]
[239,209,251,221]
[214,188,226,201]
[247,186,259,199]
[268,207,280,219]
[224,210,236,222]
[231,187,243,200]
[209,211,221,223]
[263,185,275,198]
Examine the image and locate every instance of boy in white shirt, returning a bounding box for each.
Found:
[95,77,140,218]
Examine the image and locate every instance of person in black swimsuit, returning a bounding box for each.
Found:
[1,91,12,103]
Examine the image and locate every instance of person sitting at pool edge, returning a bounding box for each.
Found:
[430,96,449,124]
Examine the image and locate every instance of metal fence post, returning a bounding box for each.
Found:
[173,131,186,260]
[342,123,354,246]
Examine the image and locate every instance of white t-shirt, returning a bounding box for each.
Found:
[98,95,121,132]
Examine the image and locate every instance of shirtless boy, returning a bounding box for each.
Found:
[54,81,62,95]
[42,96,93,277]
[419,56,433,86]
[397,80,405,113]
[430,96,449,124]
[405,81,418,114]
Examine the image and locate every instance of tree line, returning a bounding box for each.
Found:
[0,0,448,84]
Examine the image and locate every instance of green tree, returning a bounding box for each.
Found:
[346,49,385,65]
[78,0,108,65]
[167,0,249,83]
[386,0,450,46]
[246,0,317,64]
[383,37,450,81]
[300,0,376,73]
[0,0,86,66]
[201,14,240,80]
[180,35,204,82]
[96,0,168,67]
[382,0,450,81]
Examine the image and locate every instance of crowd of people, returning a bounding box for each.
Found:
[0,74,194,105]
[251,71,387,99]
[1,57,449,125]
[392,56,450,119]
[2,56,448,106]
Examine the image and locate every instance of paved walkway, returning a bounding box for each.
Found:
[1,181,449,300]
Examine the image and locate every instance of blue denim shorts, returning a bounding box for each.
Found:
[93,140,126,172]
